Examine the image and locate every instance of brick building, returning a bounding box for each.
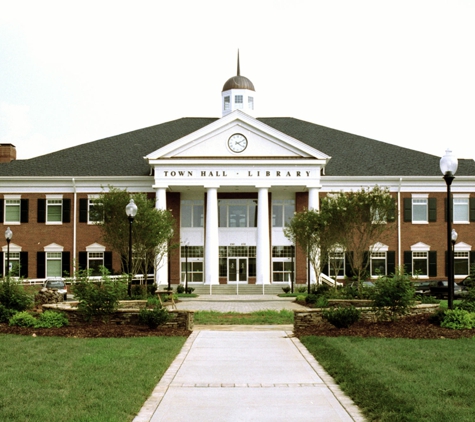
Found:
[1,62,474,286]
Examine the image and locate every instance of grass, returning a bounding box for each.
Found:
[194,309,294,325]
[301,336,475,421]
[0,334,187,422]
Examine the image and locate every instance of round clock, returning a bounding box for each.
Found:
[228,133,248,153]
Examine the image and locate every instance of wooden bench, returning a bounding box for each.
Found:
[156,290,177,309]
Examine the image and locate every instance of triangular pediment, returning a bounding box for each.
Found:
[145,110,330,161]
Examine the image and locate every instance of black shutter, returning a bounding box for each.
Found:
[79,199,88,223]
[403,251,412,274]
[37,199,46,223]
[37,252,46,278]
[387,251,396,275]
[429,251,437,277]
[429,198,437,222]
[104,252,113,273]
[470,251,475,269]
[344,252,353,279]
[20,199,29,223]
[0,199,3,223]
[62,252,71,277]
[78,252,87,271]
[403,198,412,222]
[62,199,71,223]
[470,198,475,222]
[0,252,3,277]
[19,252,28,278]
[363,251,369,275]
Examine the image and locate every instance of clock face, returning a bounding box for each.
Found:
[228,134,248,153]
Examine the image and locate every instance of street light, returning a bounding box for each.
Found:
[4,227,12,278]
[440,149,458,309]
[125,199,138,279]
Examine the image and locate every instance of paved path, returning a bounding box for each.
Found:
[133,296,366,422]
[134,329,365,422]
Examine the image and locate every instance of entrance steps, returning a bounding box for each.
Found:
[188,284,286,296]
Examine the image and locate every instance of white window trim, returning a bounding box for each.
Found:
[411,194,429,224]
[411,242,430,279]
[453,194,470,224]
[4,195,21,225]
[46,194,63,225]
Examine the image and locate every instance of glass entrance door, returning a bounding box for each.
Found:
[228,258,247,283]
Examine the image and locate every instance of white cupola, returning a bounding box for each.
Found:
[221,51,256,117]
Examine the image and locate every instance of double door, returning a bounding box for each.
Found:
[228,257,247,283]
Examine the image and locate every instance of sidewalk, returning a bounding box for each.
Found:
[133,329,366,422]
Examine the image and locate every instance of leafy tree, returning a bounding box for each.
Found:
[321,186,395,283]
[92,186,175,282]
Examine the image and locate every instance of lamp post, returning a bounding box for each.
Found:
[185,244,189,293]
[452,229,458,290]
[4,227,12,278]
[440,149,458,310]
[125,199,138,280]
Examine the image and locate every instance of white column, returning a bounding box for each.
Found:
[205,186,219,285]
[154,187,168,286]
[256,186,270,285]
[308,186,321,284]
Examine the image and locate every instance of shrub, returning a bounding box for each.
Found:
[296,286,307,293]
[0,277,33,311]
[322,306,361,328]
[281,286,291,294]
[147,296,160,307]
[138,306,169,329]
[185,287,195,294]
[315,296,329,308]
[9,311,37,327]
[429,309,447,326]
[36,311,69,328]
[296,294,306,302]
[312,283,330,296]
[441,309,475,330]
[371,269,415,320]
[72,268,128,322]
[176,285,185,294]
[0,304,17,323]
[305,294,318,304]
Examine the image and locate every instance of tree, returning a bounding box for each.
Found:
[285,185,395,289]
[320,185,396,283]
[92,187,175,283]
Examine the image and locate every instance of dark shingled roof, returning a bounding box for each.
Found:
[0,117,474,177]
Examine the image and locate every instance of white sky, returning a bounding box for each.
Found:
[1,0,474,162]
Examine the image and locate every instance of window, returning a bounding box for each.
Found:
[412,252,428,276]
[88,252,104,276]
[328,252,345,278]
[272,200,295,227]
[453,197,469,223]
[248,96,254,110]
[46,252,62,277]
[218,199,257,227]
[5,199,20,223]
[412,199,428,223]
[224,96,230,110]
[272,246,294,282]
[88,199,103,223]
[219,246,257,278]
[47,199,62,223]
[454,251,470,276]
[370,252,387,276]
[235,95,243,109]
[181,200,204,227]
[4,252,20,277]
[180,247,204,283]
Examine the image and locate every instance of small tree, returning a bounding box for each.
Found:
[93,186,175,284]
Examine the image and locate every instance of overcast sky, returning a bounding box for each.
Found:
[1,0,474,163]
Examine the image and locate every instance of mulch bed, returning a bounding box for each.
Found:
[295,313,475,339]
[0,321,191,338]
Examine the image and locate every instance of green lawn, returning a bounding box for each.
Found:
[301,335,475,422]
[0,334,187,422]
[194,309,294,325]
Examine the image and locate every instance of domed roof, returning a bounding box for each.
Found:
[222,75,255,92]
[222,50,255,92]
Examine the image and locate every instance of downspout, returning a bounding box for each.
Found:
[398,177,402,268]
[72,178,77,275]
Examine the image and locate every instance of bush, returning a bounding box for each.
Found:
[371,269,415,320]
[441,309,475,330]
[312,283,330,296]
[296,286,307,293]
[0,277,33,311]
[322,306,361,328]
[296,294,306,302]
[315,296,329,308]
[305,294,318,304]
[176,285,185,294]
[9,311,37,327]
[0,304,17,323]
[429,309,447,326]
[72,268,128,322]
[36,311,69,328]
[282,286,291,294]
[138,306,169,329]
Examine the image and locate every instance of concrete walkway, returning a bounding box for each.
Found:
[133,296,366,422]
